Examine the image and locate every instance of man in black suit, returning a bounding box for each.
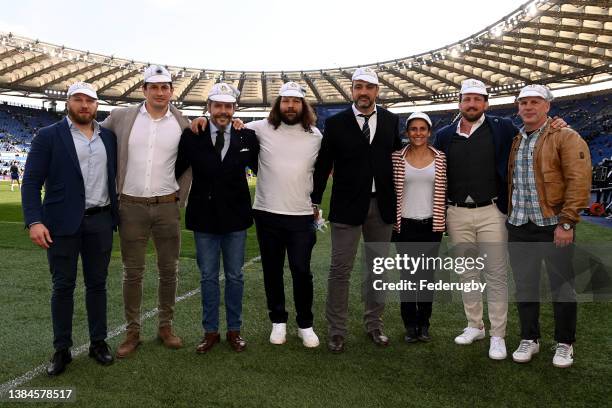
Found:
[312,67,402,352]
[175,83,258,354]
[21,82,118,375]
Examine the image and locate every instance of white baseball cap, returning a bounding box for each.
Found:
[67,82,98,99]
[352,67,379,85]
[405,112,432,128]
[207,82,240,103]
[279,81,306,98]
[517,84,553,101]
[144,65,172,83]
[460,78,488,96]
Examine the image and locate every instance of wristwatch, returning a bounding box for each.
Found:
[560,223,573,231]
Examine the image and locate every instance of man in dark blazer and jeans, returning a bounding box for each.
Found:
[175,83,258,354]
[312,67,402,353]
[22,82,118,376]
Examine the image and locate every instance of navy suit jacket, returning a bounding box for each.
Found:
[22,118,119,236]
[432,114,518,214]
[175,123,259,234]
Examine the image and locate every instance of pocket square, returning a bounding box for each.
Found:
[240,148,250,152]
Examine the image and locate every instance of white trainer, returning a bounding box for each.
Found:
[269,323,287,345]
[297,327,320,348]
[454,327,485,345]
[552,343,574,368]
[489,336,507,360]
[512,339,540,363]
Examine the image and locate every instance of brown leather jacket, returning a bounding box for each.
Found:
[508,118,592,225]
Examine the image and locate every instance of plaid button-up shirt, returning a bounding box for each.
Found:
[508,124,559,227]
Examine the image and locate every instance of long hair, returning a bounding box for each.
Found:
[267,96,317,132]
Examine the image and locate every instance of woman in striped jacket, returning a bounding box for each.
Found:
[392,112,447,344]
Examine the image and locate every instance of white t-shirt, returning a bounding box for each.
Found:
[247,119,322,215]
[122,104,182,197]
[401,161,435,219]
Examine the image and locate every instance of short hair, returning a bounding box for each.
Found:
[459,93,488,102]
[143,82,173,90]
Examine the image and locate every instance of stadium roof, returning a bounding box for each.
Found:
[0,0,610,110]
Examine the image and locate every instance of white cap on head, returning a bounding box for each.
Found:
[207,82,240,103]
[279,81,306,98]
[144,65,172,83]
[460,78,488,96]
[67,82,98,99]
[517,84,553,101]
[405,111,432,128]
[351,67,379,85]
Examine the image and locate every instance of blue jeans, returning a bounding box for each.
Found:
[194,230,246,332]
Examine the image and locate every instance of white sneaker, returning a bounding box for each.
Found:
[297,327,320,348]
[454,327,485,345]
[488,336,507,360]
[269,323,286,345]
[512,339,540,363]
[552,343,574,368]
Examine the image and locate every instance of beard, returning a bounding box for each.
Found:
[67,105,96,125]
[460,109,484,123]
[280,110,302,125]
[211,113,232,130]
[355,96,374,110]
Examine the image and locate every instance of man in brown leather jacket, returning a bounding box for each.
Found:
[506,84,591,369]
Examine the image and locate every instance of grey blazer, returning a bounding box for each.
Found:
[101,102,192,207]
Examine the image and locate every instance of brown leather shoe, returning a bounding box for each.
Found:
[116,331,141,358]
[328,335,345,353]
[196,332,220,354]
[226,331,247,352]
[158,326,183,349]
[368,329,390,347]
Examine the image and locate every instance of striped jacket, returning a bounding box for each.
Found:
[392,144,447,232]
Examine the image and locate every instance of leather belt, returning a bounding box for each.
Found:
[84,205,111,216]
[120,193,178,205]
[448,199,496,209]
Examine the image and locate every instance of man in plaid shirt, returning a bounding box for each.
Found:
[507,84,591,369]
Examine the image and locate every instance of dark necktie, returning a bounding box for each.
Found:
[214,129,224,157]
[358,112,374,143]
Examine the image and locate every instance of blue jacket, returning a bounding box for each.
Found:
[432,114,518,214]
[22,118,119,235]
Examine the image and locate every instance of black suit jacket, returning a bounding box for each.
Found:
[175,123,259,234]
[311,106,402,225]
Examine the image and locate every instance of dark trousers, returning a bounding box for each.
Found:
[393,218,442,329]
[253,210,316,329]
[47,211,114,350]
[507,221,577,344]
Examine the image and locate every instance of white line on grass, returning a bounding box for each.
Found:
[0,255,261,395]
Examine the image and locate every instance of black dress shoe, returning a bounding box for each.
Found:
[89,341,114,366]
[327,335,345,353]
[404,327,419,343]
[368,329,390,347]
[47,349,72,376]
[418,326,431,342]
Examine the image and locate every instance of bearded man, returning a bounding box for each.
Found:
[21,82,119,376]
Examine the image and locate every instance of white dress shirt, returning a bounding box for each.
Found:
[352,104,378,192]
[122,103,182,197]
[456,113,486,138]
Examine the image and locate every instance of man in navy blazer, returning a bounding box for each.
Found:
[175,83,258,354]
[21,82,118,376]
[433,79,566,361]
[312,67,402,353]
